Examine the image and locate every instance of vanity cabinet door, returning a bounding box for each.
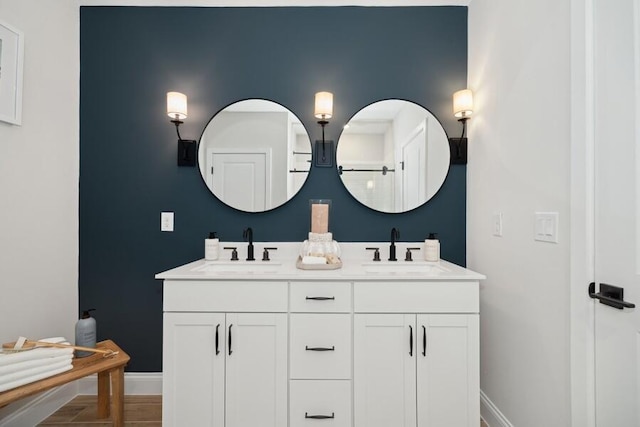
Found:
[416,314,479,427]
[225,313,288,427]
[354,314,417,427]
[163,312,226,427]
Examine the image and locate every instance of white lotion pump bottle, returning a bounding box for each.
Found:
[75,309,96,357]
[424,233,440,262]
[205,232,219,261]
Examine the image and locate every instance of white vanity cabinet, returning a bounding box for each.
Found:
[353,282,480,427]
[162,281,288,427]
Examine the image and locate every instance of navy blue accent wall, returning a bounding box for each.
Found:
[80,6,467,371]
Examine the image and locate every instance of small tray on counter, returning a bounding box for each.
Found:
[295,256,343,270]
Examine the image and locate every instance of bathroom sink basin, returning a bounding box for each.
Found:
[192,261,282,274]
[361,262,449,275]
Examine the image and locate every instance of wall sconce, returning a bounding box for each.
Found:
[167,91,196,167]
[449,89,473,165]
[314,91,334,168]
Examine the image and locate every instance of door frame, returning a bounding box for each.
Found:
[570,0,596,425]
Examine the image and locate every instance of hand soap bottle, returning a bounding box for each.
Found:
[205,232,219,261]
[424,233,440,262]
[75,309,96,358]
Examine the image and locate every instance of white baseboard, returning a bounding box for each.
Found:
[0,382,78,427]
[77,372,162,395]
[0,372,162,427]
[480,389,514,427]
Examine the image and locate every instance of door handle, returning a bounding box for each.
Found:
[589,282,636,310]
[422,325,426,357]
[228,324,233,355]
[409,325,413,356]
[215,324,220,355]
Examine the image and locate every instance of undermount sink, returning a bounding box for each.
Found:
[193,261,282,274]
[361,261,449,275]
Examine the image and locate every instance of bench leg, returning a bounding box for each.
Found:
[97,370,110,419]
[111,366,125,427]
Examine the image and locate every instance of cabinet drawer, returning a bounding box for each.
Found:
[290,282,351,312]
[163,280,287,312]
[290,380,351,427]
[354,281,479,313]
[290,314,351,379]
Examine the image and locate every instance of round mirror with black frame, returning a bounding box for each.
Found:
[198,99,312,213]
[336,99,451,213]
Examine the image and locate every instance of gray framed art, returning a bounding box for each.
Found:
[0,20,23,125]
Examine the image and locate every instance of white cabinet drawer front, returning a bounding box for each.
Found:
[354,281,479,313]
[164,280,287,312]
[290,380,352,427]
[290,314,351,379]
[290,282,351,312]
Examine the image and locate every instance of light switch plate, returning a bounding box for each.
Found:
[534,212,558,243]
[161,212,174,232]
[493,212,503,237]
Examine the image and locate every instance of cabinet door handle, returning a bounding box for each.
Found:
[305,296,335,300]
[305,346,335,351]
[228,324,233,355]
[305,412,335,419]
[409,325,413,356]
[422,325,426,357]
[215,324,220,355]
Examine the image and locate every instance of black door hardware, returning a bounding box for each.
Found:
[409,325,413,356]
[215,324,220,355]
[305,412,335,419]
[305,296,335,301]
[228,324,233,355]
[305,346,335,351]
[589,282,636,310]
[422,325,427,357]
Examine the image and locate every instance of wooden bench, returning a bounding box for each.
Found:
[0,340,130,426]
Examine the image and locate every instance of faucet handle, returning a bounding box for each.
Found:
[366,247,381,262]
[262,247,278,261]
[405,247,421,262]
[223,247,239,261]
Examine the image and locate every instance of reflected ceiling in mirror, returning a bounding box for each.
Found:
[198,99,312,212]
[337,99,450,213]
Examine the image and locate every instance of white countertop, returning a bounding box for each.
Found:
[155,242,485,281]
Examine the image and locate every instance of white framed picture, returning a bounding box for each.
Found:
[0,20,24,125]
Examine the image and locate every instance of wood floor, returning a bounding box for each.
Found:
[39,395,489,426]
[39,395,161,426]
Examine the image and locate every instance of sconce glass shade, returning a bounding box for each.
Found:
[167,91,188,120]
[314,92,334,119]
[453,89,473,119]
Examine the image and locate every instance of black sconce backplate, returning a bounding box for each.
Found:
[448,137,467,165]
[314,140,335,168]
[178,139,197,167]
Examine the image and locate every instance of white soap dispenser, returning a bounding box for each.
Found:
[205,232,219,261]
[424,233,440,262]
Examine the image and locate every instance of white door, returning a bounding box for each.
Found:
[402,124,427,211]
[210,151,269,211]
[416,314,479,427]
[163,312,225,427]
[354,314,417,427]
[225,313,288,427]
[594,0,640,424]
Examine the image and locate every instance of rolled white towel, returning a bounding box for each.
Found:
[0,364,72,393]
[302,255,327,265]
[0,358,72,386]
[0,353,72,376]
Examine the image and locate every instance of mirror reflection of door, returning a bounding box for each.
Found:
[208,150,269,212]
[198,99,312,213]
[337,100,450,213]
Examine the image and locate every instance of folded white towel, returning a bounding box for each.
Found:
[0,364,73,393]
[0,358,72,386]
[0,353,72,376]
[302,255,327,264]
[0,337,73,367]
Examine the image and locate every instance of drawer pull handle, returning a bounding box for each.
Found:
[305,346,335,352]
[305,412,335,419]
[422,325,426,357]
[409,325,413,357]
[305,296,335,301]
[228,324,233,356]
[215,324,220,355]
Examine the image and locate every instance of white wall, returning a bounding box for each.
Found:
[0,1,78,346]
[467,0,572,426]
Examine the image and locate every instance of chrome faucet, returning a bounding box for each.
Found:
[389,227,400,261]
[243,227,255,261]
